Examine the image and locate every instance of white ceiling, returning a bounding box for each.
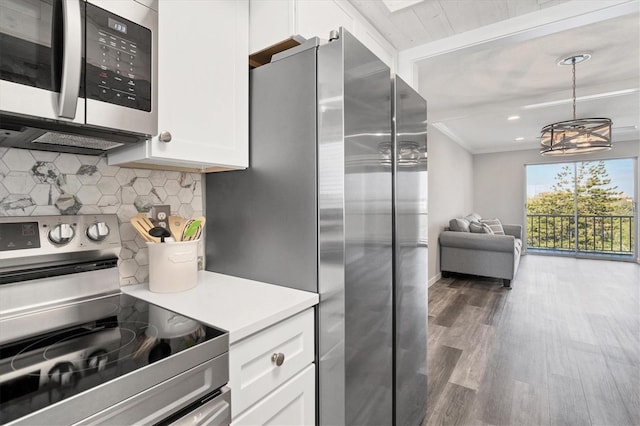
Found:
[347,0,640,154]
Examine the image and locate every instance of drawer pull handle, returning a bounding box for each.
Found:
[271,352,285,366]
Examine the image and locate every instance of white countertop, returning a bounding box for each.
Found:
[121,271,318,344]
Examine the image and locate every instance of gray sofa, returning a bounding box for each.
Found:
[439,215,522,288]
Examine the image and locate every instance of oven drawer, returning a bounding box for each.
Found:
[165,386,231,426]
[74,353,229,425]
[229,308,314,418]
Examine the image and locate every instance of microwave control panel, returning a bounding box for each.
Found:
[85,3,152,112]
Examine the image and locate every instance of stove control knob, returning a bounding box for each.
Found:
[48,223,75,245]
[49,362,78,387]
[87,222,110,241]
[86,350,109,373]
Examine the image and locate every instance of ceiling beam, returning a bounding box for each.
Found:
[397,0,639,87]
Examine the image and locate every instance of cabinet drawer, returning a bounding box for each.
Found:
[231,364,315,426]
[230,308,314,418]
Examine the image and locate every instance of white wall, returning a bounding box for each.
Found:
[474,140,639,224]
[473,140,640,259]
[428,138,639,286]
[428,126,474,285]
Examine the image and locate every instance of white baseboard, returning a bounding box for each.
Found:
[428,273,441,287]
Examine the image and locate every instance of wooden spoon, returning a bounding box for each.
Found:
[168,215,187,242]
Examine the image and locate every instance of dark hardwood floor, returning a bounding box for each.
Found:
[424,254,640,426]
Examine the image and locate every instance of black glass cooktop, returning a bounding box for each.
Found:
[0,294,226,424]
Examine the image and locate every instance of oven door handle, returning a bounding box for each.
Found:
[58,0,82,119]
[169,390,230,426]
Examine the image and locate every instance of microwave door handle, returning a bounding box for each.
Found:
[58,0,82,119]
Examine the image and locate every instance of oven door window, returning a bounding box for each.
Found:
[0,0,62,92]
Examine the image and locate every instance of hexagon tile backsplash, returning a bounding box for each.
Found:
[0,147,204,286]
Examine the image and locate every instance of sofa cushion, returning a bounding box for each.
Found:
[481,218,505,235]
[449,218,470,232]
[439,231,516,253]
[469,221,493,234]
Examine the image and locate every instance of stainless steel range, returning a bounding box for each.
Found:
[0,215,230,425]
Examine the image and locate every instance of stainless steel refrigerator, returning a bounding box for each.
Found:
[205,28,428,425]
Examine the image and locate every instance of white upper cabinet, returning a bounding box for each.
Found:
[295,0,355,41]
[109,0,248,172]
[249,0,295,51]
[249,0,397,71]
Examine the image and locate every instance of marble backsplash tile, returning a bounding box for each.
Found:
[0,147,203,286]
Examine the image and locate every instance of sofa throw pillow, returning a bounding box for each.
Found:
[481,218,505,235]
[465,212,482,223]
[449,218,470,232]
[469,221,493,234]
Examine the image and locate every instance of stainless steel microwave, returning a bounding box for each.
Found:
[0,0,157,155]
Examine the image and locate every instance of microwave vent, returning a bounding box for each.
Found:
[33,132,125,151]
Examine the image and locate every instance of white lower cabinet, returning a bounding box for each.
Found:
[231,364,315,426]
[229,308,315,425]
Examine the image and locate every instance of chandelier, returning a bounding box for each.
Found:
[540,54,612,156]
[378,141,427,167]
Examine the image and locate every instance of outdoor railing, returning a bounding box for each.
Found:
[527,214,635,254]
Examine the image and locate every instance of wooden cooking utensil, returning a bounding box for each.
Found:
[192,216,205,240]
[181,219,197,241]
[182,216,206,241]
[131,220,153,242]
[139,213,155,230]
[131,214,160,243]
[168,215,187,242]
[193,220,205,240]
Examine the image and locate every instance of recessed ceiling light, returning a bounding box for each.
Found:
[508,115,520,121]
[381,0,424,12]
[515,137,525,141]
